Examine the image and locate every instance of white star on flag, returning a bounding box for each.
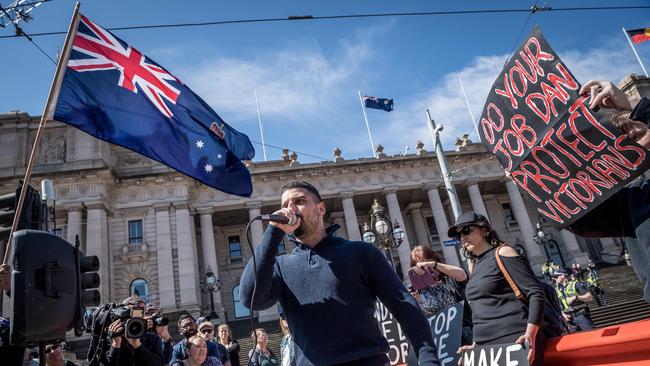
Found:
[196,140,204,149]
[217,154,223,159]
[204,164,213,172]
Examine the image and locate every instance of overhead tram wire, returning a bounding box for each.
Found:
[504,1,542,67]
[0,5,648,39]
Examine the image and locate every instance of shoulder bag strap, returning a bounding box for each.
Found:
[494,245,528,303]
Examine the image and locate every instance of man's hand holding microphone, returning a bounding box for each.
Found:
[263,208,300,234]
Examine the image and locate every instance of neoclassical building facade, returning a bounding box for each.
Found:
[0,75,646,325]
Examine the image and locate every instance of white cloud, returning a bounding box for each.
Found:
[174,29,647,162]
[368,40,646,155]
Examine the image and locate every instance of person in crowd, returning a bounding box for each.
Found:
[171,316,229,365]
[22,348,38,366]
[409,245,473,345]
[279,315,295,366]
[216,324,240,366]
[453,212,545,366]
[45,342,78,366]
[239,181,439,366]
[569,79,650,304]
[197,319,231,366]
[105,296,164,366]
[552,269,594,331]
[145,305,174,364]
[247,328,277,366]
[171,335,222,366]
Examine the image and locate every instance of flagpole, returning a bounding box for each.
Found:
[358,91,376,157]
[622,27,649,77]
[3,2,81,265]
[458,77,482,142]
[254,88,268,161]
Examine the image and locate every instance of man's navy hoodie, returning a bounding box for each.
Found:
[239,224,439,366]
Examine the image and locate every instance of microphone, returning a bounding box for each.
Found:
[258,214,298,226]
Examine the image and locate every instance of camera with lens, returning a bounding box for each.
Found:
[112,305,147,339]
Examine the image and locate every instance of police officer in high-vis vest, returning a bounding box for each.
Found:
[552,269,595,331]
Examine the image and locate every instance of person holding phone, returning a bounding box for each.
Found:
[409,245,473,345]
[452,212,544,366]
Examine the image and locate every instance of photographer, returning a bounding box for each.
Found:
[552,270,594,331]
[145,305,174,364]
[103,296,164,366]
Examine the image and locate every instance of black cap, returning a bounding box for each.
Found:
[447,211,491,238]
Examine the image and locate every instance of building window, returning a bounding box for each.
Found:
[228,235,242,263]
[128,220,143,244]
[233,285,249,318]
[502,203,518,226]
[130,278,149,303]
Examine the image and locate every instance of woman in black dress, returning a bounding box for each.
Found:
[451,212,545,366]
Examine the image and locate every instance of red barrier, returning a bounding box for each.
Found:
[544,319,650,365]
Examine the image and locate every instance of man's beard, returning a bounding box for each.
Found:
[182,329,197,339]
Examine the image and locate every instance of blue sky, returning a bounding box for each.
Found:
[1,0,649,163]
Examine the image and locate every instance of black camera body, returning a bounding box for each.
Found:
[112,305,147,339]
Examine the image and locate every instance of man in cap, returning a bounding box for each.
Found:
[197,318,230,366]
[171,315,230,366]
[552,269,594,331]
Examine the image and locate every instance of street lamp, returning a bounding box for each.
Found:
[533,222,565,266]
[362,199,405,272]
[201,266,221,320]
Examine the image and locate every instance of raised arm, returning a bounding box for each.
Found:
[239,225,285,310]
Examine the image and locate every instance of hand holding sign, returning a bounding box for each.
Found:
[478,26,650,229]
[579,80,639,111]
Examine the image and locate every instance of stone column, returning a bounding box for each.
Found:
[174,203,199,308]
[65,204,84,248]
[246,202,264,248]
[559,230,590,266]
[340,192,361,241]
[406,203,429,246]
[246,202,279,322]
[504,180,545,267]
[599,238,621,264]
[86,202,111,303]
[198,208,224,319]
[467,181,489,220]
[384,188,413,281]
[155,204,176,309]
[425,185,461,267]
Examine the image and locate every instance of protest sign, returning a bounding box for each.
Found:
[478,26,650,228]
[462,343,529,366]
[429,302,464,366]
[375,301,410,365]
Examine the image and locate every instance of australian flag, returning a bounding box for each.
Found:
[53,14,255,197]
[363,95,394,112]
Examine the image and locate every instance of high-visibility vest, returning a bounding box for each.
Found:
[556,281,587,311]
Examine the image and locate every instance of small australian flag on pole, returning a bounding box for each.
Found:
[363,95,394,112]
[53,14,255,197]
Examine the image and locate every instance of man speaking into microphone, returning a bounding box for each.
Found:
[239,181,439,366]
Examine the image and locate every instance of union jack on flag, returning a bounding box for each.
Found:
[54,13,255,197]
[69,15,180,118]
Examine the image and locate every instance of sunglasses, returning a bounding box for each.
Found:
[200,328,213,334]
[454,226,474,239]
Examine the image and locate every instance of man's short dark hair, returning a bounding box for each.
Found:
[281,181,322,202]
